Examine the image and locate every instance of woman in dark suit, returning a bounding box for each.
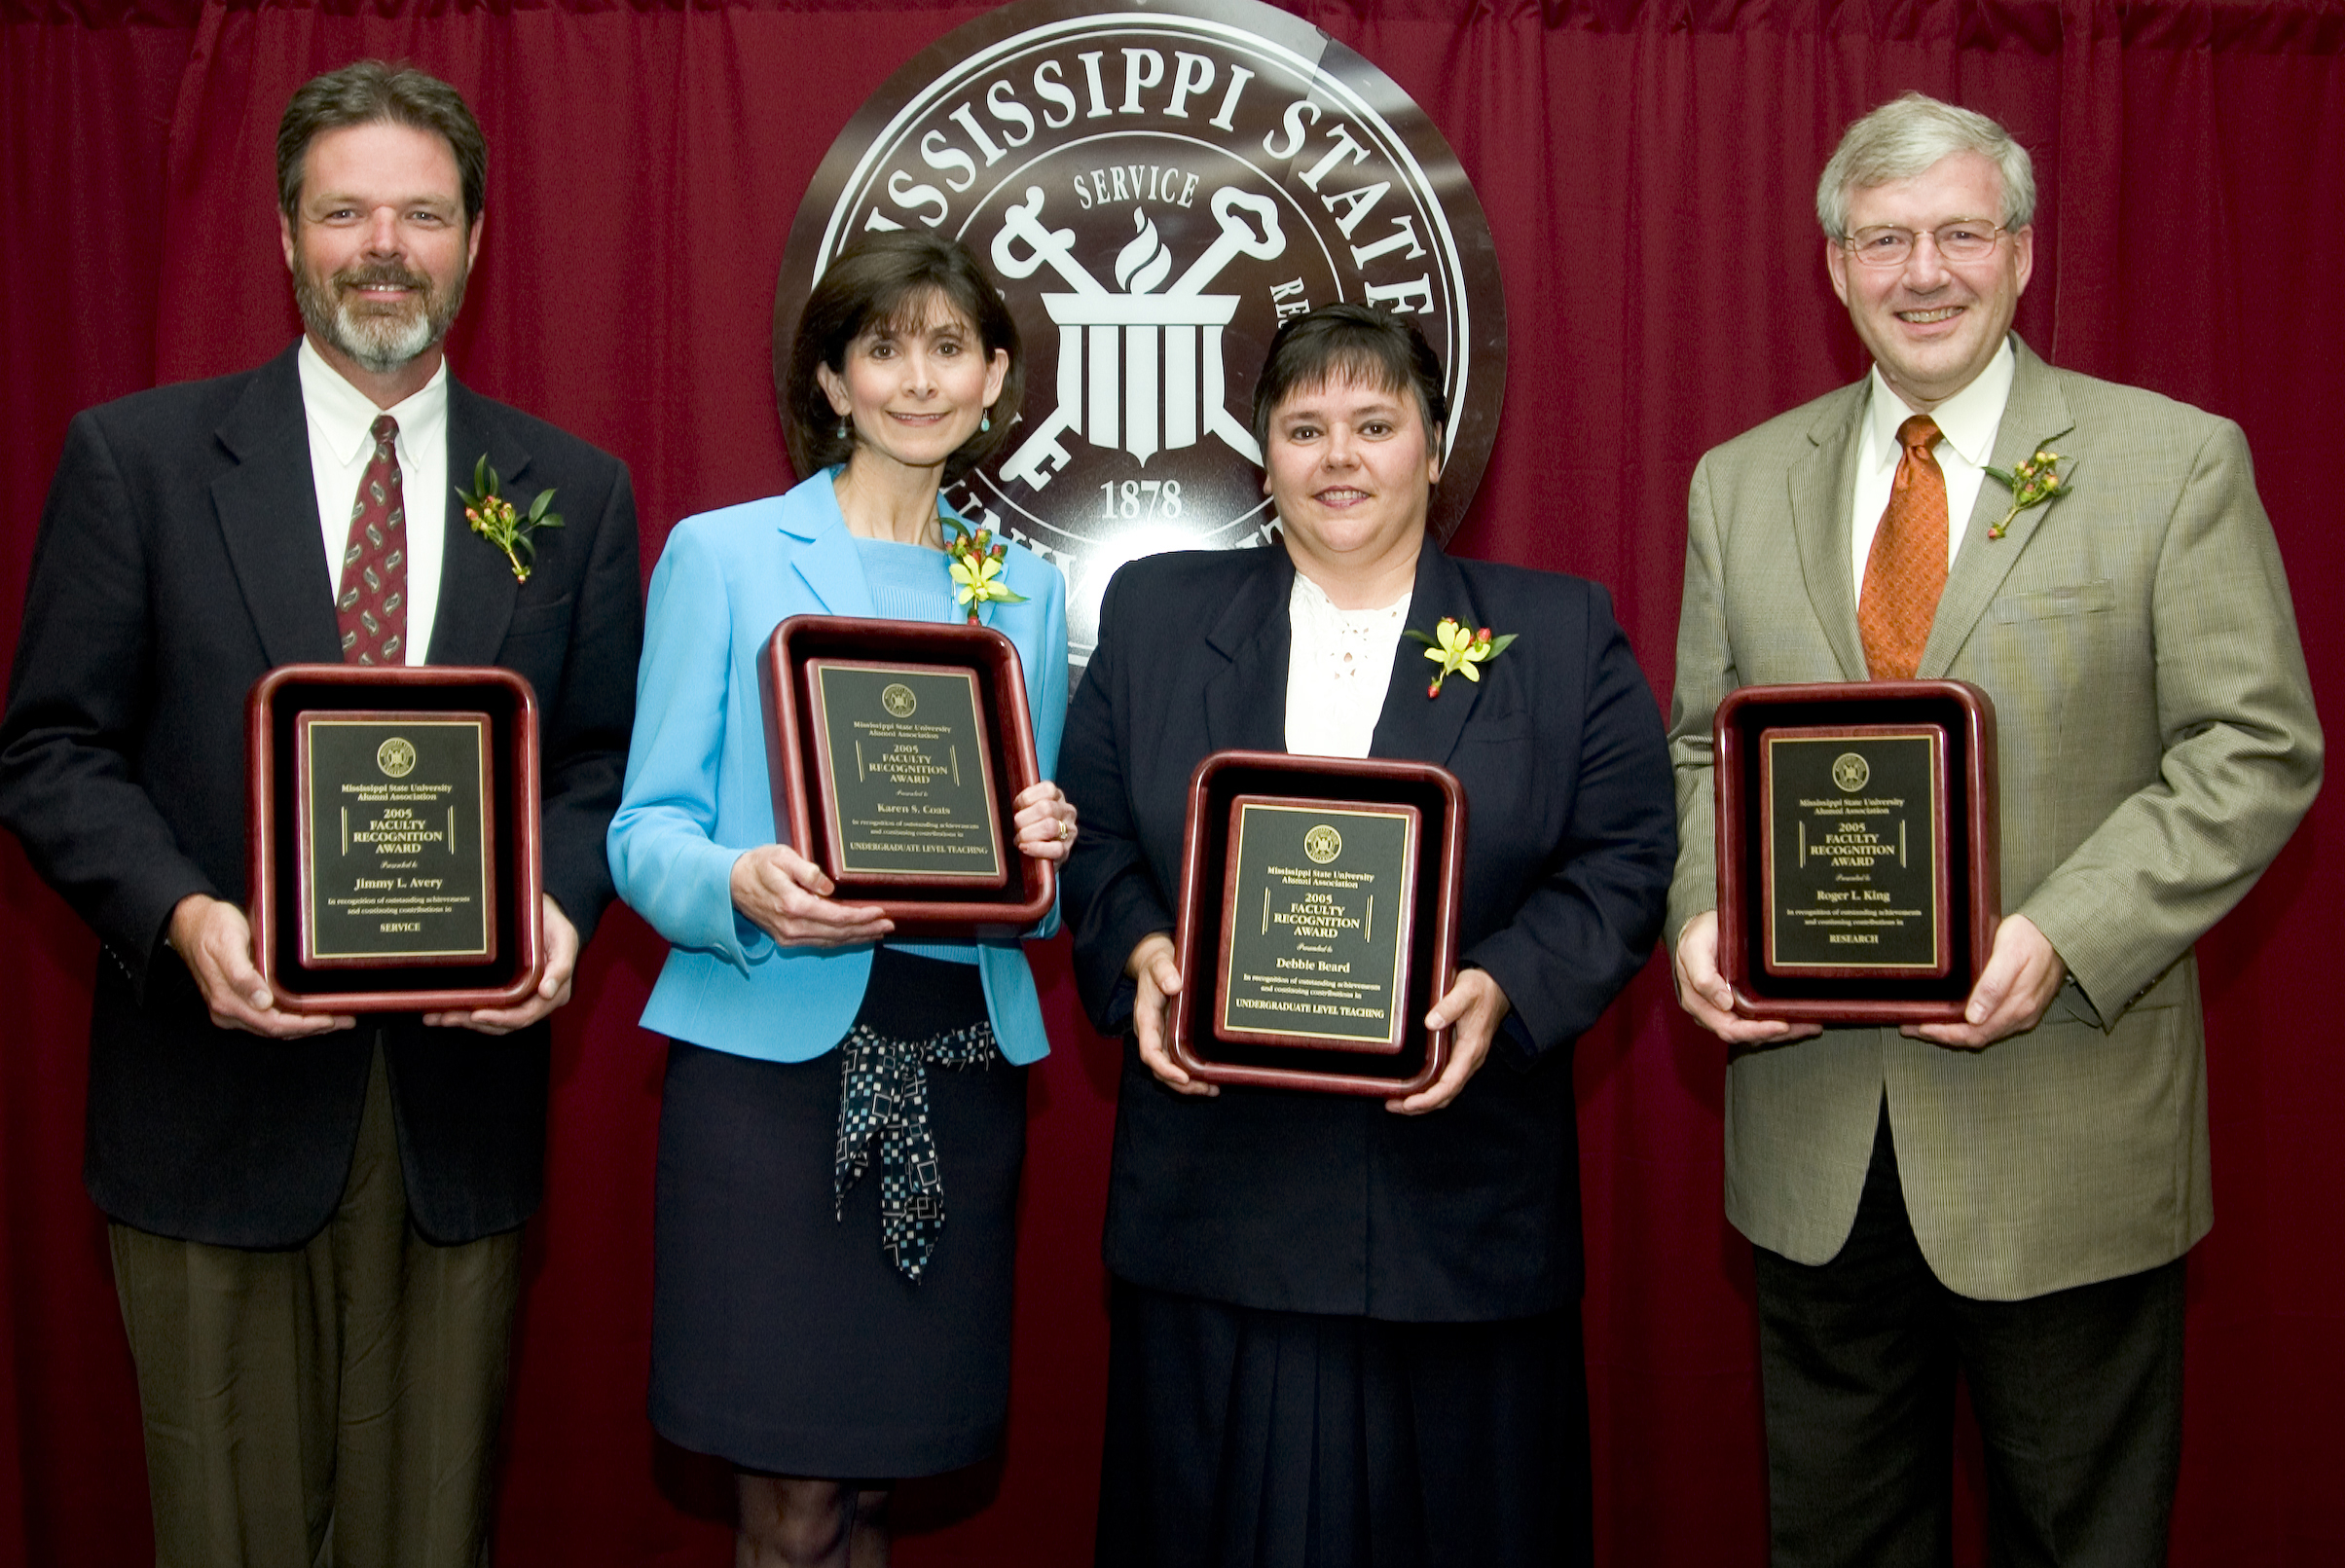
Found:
[1059,305,1674,1566]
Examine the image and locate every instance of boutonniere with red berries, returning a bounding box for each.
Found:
[1406,616,1516,699]
[942,516,1026,623]
[457,456,563,583]
[1983,448,2070,540]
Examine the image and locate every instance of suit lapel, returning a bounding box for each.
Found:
[1372,541,1479,768]
[1919,342,2077,677]
[1200,547,1295,754]
[426,382,523,666]
[1792,386,1870,682]
[211,347,345,668]
[782,472,877,620]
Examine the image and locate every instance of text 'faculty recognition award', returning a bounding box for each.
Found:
[1712,680,1999,1023]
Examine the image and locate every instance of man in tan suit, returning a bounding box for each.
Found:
[1667,93,2320,1565]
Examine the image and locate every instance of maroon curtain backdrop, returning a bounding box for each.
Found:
[4,1,2339,1563]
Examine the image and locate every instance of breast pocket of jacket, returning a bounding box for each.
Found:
[495,596,575,684]
[1979,578,2135,687]
[1989,580,2118,625]
[501,595,574,641]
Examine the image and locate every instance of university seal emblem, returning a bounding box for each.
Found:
[777,0,1506,669]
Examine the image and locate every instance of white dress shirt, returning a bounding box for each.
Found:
[1849,335,2017,594]
[1283,569,1412,760]
[298,338,448,665]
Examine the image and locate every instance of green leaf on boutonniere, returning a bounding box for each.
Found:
[1982,448,2072,540]
[457,455,564,583]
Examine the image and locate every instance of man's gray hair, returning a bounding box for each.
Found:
[1815,91,2035,239]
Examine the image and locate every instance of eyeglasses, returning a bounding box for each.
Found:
[1840,222,2011,268]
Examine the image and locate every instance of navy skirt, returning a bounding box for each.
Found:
[1095,1280,1594,1568]
[649,949,1027,1477]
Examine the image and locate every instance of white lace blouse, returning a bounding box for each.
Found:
[1282,569,1412,760]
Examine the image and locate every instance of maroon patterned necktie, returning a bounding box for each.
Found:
[1857,414,1948,681]
[336,414,408,666]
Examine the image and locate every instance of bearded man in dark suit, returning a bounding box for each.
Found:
[0,61,641,1566]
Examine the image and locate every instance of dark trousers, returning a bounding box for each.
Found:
[1753,1103,2184,1568]
[110,1045,523,1568]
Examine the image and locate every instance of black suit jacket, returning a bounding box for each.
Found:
[0,345,641,1247]
[1059,540,1673,1321]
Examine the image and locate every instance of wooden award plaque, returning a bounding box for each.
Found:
[247,665,545,1014]
[1169,751,1464,1097]
[764,616,1052,937]
[1714,680,1999,1023]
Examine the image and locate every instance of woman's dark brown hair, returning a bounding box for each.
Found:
[1249,302,1447,456]
[782,232,1024,483]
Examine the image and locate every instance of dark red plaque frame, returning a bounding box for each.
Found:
[764,616,1053,938]
[1714,680,1999,1023]
[248,665,544,1015]
[1171,751,1464,1097]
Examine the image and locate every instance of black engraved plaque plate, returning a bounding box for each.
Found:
[1759,725,1950,979]
[1214,796,1419,1053]
[803,658,1008,888]
[295,711,497,967]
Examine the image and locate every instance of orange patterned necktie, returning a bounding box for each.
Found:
[1858,414,1947,681]
[336,413,408,666]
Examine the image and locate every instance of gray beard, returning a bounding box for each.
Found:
[293,265,464,375]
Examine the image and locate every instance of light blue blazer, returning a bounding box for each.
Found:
[607,470,1068,1065]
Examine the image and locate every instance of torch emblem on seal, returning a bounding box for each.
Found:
[994,185,1286,484]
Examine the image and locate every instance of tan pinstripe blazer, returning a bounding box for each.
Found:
[1666,339,2322,1301]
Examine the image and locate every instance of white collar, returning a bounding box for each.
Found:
[1864,336,2015,470]
[297,337,450,460]
[1289,567,1411,625]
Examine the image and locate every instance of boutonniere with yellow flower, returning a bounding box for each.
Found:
[941,516,1026,624]
[1405,616,1517,699]
[457,456,563,583]
[1982,448,2071,540]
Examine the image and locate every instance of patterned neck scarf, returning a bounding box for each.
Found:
[832,1019,1001,1280]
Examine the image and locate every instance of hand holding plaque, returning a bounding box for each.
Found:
[1713,681,1999,1024]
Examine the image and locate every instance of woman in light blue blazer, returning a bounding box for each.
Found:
[607,233,1073,1568]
